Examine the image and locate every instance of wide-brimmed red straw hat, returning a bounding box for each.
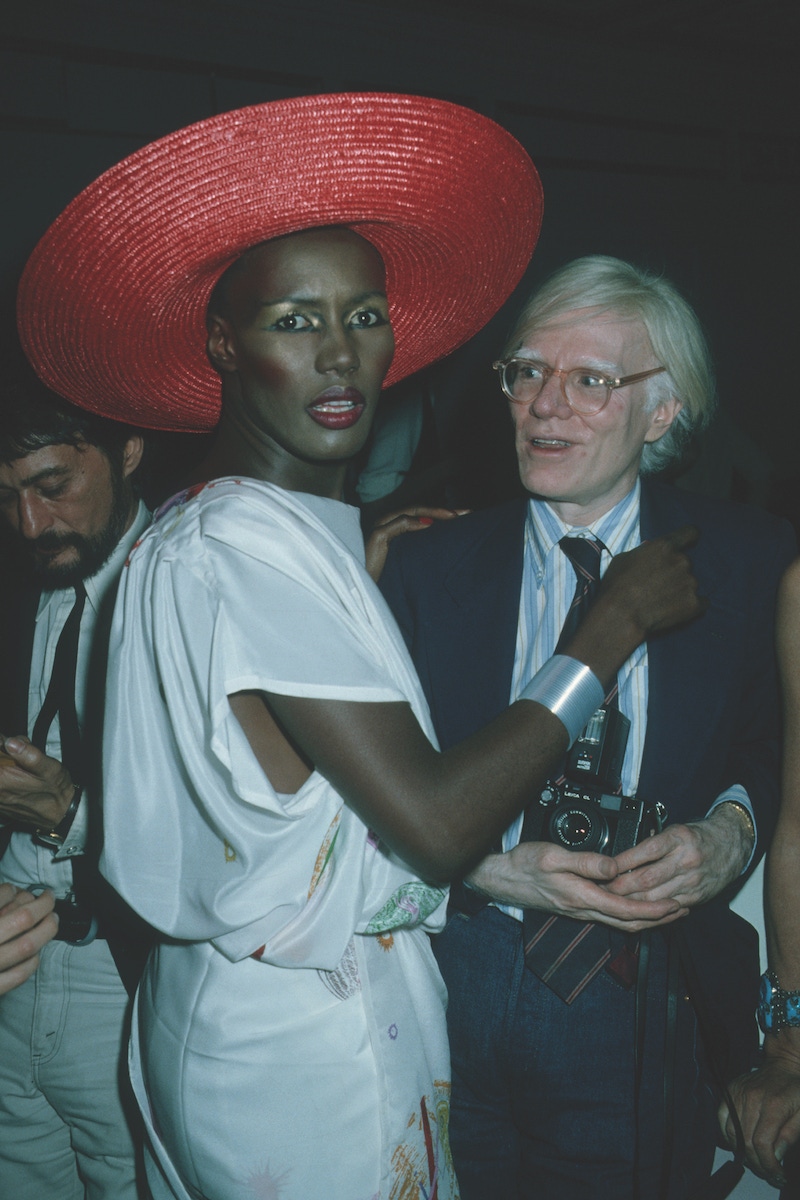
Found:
[17,92,542,432]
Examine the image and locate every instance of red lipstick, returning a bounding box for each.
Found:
[307,387,366,430]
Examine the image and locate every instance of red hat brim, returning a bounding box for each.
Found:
[17,93,542,432]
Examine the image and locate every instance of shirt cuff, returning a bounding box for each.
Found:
[707,785,756,874]
[49,792,89,861]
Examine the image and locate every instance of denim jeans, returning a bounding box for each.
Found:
[433,905,717,1200]
[0,938,144,1200]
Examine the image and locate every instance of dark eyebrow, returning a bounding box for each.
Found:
[257,289,388,310]
[15,464,72,489]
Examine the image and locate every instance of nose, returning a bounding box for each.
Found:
[18,493,54,540]
[528,371,572,419]
[316,324,360,377]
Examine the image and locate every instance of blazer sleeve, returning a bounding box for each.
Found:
[720,518,797,859]
[639,481,796,861]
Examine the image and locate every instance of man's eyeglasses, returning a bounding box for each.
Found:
[492,358,667,416]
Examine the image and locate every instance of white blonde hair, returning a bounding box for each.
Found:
[502,255,716,473]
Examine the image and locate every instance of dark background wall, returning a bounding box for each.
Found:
[3,0,798,511]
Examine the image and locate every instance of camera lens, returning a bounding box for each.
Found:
[549,803,609,853]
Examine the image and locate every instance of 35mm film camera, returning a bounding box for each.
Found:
[533,707,666,855]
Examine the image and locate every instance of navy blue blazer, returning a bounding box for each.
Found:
[380,478,797,1075]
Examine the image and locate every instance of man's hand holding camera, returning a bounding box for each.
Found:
[466,841,689,930]
[469,802,752,928]
[608,802,754,910]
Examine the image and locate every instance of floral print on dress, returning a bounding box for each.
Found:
[154,480,213,523]
[244,1160,290,1199]
[154,479,244,537]
[317,936,361,999]
[365,882,447,936]
[389,1085,457,1200]
[308,810,341,898]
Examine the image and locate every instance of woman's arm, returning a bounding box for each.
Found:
[235,527,702,887]
[723,558,800,1186]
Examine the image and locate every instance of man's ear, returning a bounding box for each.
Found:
[206,316,239,375]
[644,396,682,444]
[122,434,145,480]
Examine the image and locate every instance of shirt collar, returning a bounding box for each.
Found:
[525,481,641,583]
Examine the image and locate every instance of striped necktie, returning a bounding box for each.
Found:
[521,537,618,1003]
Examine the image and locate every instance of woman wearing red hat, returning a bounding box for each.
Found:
[17,94,702,1200]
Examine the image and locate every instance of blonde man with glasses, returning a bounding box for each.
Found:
[380,255,796,1199]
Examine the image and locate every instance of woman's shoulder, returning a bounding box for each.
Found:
[149,478,358,583]
[150,477,293,543]
[153,476,275,520]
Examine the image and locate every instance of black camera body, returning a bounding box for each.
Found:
[539,782,664,855]
[534,706,666,855]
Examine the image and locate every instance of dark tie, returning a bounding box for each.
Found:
[521,537,618,1003]
[31,582,87,784]
[553,536,605,653]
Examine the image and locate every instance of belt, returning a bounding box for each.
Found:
[53,896,104,946]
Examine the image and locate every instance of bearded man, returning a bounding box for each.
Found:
[0,354,151,1199]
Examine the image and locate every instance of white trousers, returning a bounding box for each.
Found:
[0,937,145,1199]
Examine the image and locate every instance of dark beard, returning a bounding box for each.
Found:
[25,470,134,589]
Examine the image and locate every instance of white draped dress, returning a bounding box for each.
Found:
[100,479,457,1200]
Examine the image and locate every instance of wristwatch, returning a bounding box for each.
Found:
[35,784,82,848]
[758,971,800,1035]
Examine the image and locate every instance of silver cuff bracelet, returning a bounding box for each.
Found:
[519,655,605,747]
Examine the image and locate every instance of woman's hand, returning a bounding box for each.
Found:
[566,526,705,689]
[365,506,467,582]
[722,1050,800,1187]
